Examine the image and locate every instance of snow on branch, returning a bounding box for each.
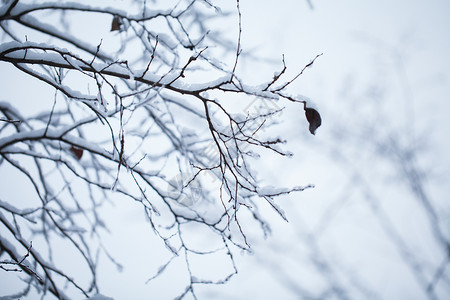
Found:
[0,0,321,298]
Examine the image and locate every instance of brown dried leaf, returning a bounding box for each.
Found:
[304,107,322,135]
[111,16,122,32]
[70,146,83,160]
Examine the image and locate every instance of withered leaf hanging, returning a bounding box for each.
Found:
[304,107,322,135]
[111,16,122,32]
[70,146,84,160]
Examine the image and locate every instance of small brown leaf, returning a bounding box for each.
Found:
[304,107,322,135]
[70,146,83,160]
[111,16,122,32]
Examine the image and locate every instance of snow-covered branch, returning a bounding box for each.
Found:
[0,1,320,298]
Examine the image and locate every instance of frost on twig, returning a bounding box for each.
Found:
[0,1,321,298]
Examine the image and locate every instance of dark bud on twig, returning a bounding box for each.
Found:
[304,107,321,135]
[111,16,122,32]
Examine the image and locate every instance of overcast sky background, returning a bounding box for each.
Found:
[1,0,450,299]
